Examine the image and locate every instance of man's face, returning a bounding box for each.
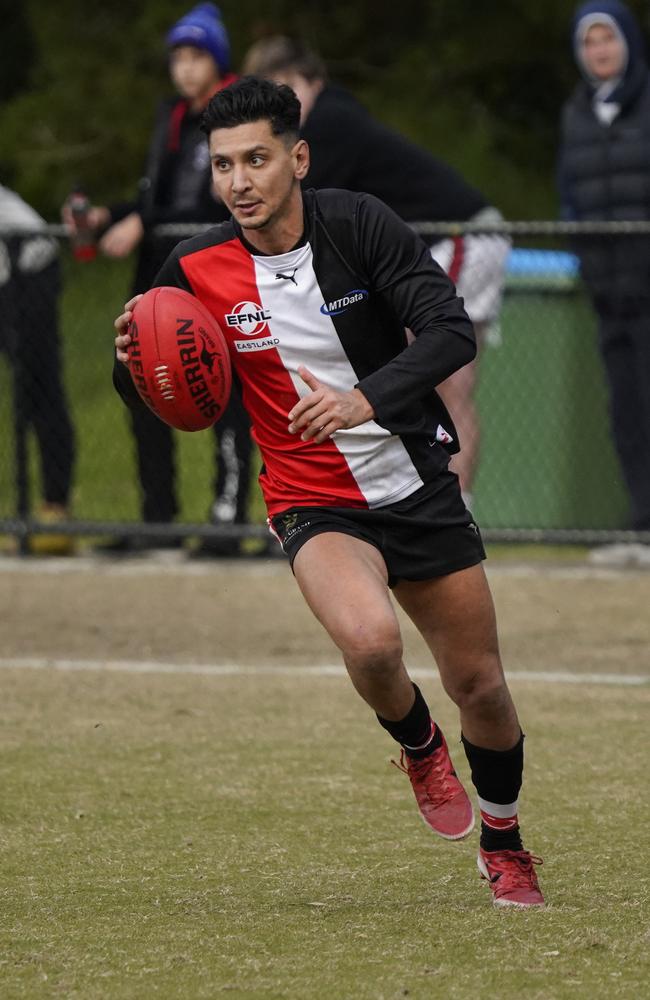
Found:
[582,24,627,80]
[170,45,220,102]
[209,120,309,232]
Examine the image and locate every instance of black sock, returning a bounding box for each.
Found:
[462,731,525,852]
[377,684,442,758]
[480,821,523,853]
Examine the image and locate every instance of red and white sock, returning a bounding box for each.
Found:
[479,797,519,831]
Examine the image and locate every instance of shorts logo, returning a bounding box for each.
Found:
[225,301,272,336]
[278,514,311,542]
[320,289,368,316]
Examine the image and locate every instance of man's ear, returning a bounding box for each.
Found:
[293,138,310,180]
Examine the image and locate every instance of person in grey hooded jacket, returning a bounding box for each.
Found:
[558,0,650,535]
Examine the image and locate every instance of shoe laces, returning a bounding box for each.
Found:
[391,747,457,805]
[486,850,543,889]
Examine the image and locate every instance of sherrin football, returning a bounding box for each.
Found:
[127,286,232,431]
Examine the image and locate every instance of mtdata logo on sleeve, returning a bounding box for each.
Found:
[320,289,368,316]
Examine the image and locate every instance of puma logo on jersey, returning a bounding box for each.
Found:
[275,268,298,285]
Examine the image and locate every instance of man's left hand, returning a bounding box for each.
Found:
[288,366,374,443]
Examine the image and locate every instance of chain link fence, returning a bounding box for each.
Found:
[1,220,649,552]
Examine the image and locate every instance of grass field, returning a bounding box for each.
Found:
[1,554,648,999]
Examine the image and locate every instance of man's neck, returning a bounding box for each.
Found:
[241,196,306,256]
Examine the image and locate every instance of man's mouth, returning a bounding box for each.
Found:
[235,201,261,215]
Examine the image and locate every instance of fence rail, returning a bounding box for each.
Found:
[1,220,648,552]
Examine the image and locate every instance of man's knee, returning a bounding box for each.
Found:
[445,667,511,717]
[341,619,403,678]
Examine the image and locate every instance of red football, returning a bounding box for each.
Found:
[126,286,232,432]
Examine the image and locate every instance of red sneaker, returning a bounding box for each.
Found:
[393,733,474,840]
[478,848,545,908]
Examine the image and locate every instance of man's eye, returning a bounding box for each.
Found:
[215,161,229,171]
[251,155,265,166]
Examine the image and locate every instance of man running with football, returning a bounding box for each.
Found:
[113,77,544,908]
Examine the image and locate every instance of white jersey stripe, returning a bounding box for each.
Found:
[251,245,424,508]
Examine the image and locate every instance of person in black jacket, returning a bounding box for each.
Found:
[242,37,511,509]
[113,79,544,908]
[65,3,253,555]
[558,1,650,545]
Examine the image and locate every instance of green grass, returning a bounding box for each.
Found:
[1,559,649,997]
[1,665,648,998]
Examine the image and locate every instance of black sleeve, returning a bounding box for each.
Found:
[149,244,195,291]
[112,244,194,409]
[106,200,139,226]
[351,194,476,422]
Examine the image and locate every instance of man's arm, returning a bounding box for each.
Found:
[351,193,476,425]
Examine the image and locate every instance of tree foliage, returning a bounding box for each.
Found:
[1,0,648,219]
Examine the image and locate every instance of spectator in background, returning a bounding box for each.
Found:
[65,3,253,556]
[0,185,76,555]
[558,1,650,559]
[243,37,510,510]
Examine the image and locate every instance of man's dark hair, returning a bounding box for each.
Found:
[242,36,326,83]
[201,76,301,140]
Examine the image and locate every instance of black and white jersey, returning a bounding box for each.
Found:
[114,188,475,516]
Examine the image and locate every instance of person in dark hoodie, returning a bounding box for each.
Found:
[558,1,650,557]
[242,37,510,511]
[65,4,254,556]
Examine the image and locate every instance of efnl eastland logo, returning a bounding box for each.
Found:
[320,289,368,316]
[225,301,272,336]
[226,301,279,354]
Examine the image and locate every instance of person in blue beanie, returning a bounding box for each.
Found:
[166,2,230,72]
[65,5,255,556]
[558,2,650,556]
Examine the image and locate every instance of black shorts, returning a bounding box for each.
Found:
[270,470,486,587]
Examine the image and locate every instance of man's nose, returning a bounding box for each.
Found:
[231,166,251,193]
